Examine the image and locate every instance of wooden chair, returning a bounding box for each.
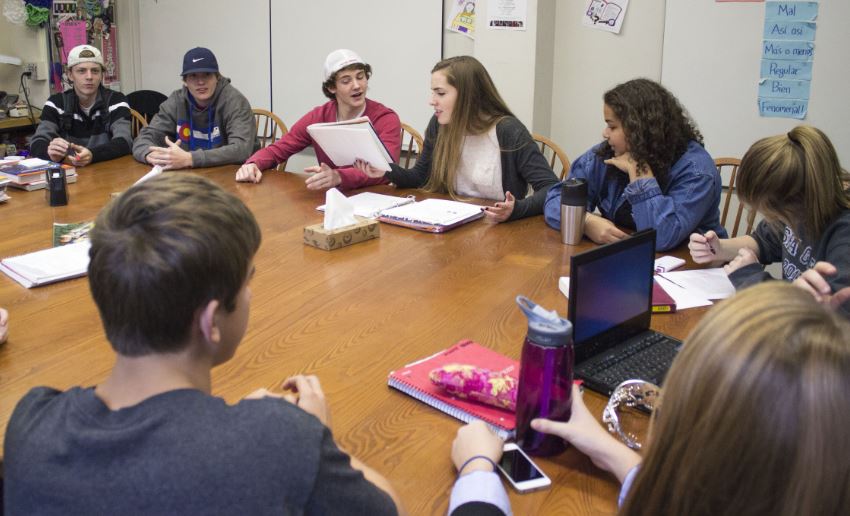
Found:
[129,108,148,138]
[716,157,757,237]
[399,122,424,168]
[252,108,289,171]
[532,133,571,180]
[126,89,167,122]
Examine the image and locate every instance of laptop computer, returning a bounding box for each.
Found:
[567,229,683,395]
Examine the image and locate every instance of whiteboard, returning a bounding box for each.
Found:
[137,0,271,110]
[661,0,850,165]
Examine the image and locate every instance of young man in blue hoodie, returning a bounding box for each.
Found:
[133,47,256,169]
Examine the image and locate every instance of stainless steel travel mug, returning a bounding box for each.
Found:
[560,178,587,245]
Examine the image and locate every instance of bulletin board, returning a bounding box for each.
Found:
[660,0,850,165]
[47,0,120,92]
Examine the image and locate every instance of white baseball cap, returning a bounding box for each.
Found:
[323,49,365,81]
[67,45,104,69]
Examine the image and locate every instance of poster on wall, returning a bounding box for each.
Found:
[582,0,630,34]
[757,1,818,119]
[487,0,527,31]
[447,0,476,39]
[48,0,119,93]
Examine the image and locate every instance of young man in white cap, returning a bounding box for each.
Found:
[30,44,132,166]
[132,47,255,169]
[235,49,400,190]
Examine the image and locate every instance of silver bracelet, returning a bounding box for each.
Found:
[602,379,661,450]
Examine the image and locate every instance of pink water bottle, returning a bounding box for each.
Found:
[514,295,574,456]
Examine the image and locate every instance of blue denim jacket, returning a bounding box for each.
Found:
[544,141,727,251]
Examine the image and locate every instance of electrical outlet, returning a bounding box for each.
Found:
[23,62,47,80]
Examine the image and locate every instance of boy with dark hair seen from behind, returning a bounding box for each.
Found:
[2,173,401,515]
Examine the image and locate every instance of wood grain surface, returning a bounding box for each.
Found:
[0,156,708,515]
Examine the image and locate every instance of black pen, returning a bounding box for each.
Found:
[699,231,716,255]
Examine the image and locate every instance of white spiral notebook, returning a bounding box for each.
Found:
[378,199,485,233]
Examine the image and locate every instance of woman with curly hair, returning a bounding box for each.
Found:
[544,78,726,250]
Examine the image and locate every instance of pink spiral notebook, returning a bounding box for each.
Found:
[388,339,517,438]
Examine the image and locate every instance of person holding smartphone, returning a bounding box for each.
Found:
[532,282,850,514]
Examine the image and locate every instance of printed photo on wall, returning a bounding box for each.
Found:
[487,0,527,31]
[582,0,630,35]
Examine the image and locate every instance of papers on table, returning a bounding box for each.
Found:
[317,191,415,219]
[653,276,713,310]
[561,268,736,312]
[0,241,91,288]
[134,165,163,185]
[655,268,736,310]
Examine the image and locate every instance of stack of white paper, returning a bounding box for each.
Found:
[0,241,91,288]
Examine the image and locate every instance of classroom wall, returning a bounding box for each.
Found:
[548,1,667,163]
[442,0,555,136]
[0,18,51,109]
[662,0,850,166]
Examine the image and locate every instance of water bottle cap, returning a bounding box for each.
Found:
[561,178,588,207]
[516,295,573,347]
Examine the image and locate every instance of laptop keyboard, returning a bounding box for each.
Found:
[577,332,681,391]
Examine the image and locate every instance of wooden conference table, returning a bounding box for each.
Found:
[0,156,708,515]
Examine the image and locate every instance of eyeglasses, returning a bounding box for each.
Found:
[602,379,661,450]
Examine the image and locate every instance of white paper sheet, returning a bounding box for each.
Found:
[657,268,736,300]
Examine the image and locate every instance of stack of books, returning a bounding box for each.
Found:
[0,158,77,191]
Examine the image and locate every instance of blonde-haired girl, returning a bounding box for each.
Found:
[356,56,559,223]
[690,125,850,316]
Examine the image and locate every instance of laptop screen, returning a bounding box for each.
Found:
[568,230,656,361]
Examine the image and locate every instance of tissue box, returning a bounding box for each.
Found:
[303,218,380,250]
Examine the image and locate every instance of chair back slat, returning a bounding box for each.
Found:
[399,123,424,169]
[532,133,571,180]
[252,108,289,171]
[716,157,757,237]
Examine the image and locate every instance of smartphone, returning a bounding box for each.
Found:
[497,443,552,493]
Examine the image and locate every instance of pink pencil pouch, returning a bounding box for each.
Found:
[429,363,517,412]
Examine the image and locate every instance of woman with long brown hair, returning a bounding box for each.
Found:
[544,78,726,250]
[690,125,850,317]
[355,55,559,222]
[530,282,850,515]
